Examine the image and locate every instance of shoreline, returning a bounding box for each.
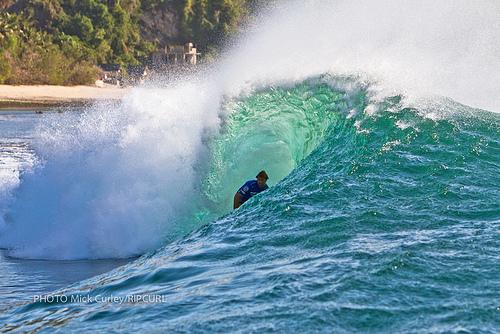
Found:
[0,84,130,109]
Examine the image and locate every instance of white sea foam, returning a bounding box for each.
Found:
[218,0,500,112]
[0,84,222,259]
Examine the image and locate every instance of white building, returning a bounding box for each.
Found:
[151,43,201,66]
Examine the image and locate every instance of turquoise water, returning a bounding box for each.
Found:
[0,78,498,332]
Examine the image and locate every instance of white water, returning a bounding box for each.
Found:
[0,85,222,259]
[1,0,499,260]
[219,0,500,112]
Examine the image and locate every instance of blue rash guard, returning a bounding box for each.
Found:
[237,180,268,205]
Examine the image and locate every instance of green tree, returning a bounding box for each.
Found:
[0,52,11,83]
[63,13,94,42]
[181,0,246,50]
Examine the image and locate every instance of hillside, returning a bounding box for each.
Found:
[0,0,258,85]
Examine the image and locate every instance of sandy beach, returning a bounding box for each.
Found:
[0,84,129,108]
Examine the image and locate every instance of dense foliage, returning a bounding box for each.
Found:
[180,0,247,51]
[0,11,99,84]
[0,0,255,85]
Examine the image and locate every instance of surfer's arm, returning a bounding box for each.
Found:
[233,192,243,209]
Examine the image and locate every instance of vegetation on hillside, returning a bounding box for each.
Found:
[0,0,258,85]
[0,11,99,85]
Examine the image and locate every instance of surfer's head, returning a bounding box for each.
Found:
[256,170,269,188]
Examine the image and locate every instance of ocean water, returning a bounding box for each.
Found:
[0,110,131,306]
[1,1,500,333]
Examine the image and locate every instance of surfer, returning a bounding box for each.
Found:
[233,171,269,209]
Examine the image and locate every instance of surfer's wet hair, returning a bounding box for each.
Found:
[256,170,269,180]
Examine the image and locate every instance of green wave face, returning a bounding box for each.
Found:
[202,78,365,215]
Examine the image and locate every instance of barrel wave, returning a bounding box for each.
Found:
[1,77,499,332]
